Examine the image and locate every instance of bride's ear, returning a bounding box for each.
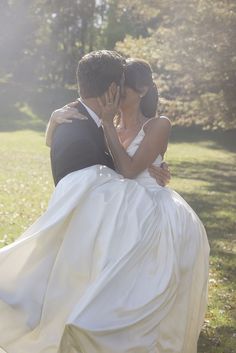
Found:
[139,86,149,98]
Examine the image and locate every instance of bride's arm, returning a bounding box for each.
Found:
[45,102,84,147]
[45,114,59,147]
[102,118,171,179]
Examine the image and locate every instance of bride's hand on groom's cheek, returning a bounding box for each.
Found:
[50,101,87,125]
[148,163,171,186]
[97,86,120,125]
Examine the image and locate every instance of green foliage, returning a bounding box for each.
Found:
[103,0,160,49]
[0,0,105,86]
[0,0,235,129]
[0,129,235,351]
[116,0,236,129]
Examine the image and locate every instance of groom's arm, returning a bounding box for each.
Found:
[51,134,109,185]
[46,102,87,147]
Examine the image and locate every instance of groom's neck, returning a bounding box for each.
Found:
[81,97,101,118]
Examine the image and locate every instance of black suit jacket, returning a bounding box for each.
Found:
[50,101,115,185]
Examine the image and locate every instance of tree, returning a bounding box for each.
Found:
[116,0,236,129]
[0,0,235,128]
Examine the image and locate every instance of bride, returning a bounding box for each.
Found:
[0,58,209,353]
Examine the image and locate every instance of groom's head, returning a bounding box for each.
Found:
[77,50,126,99]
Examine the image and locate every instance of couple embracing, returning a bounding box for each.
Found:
[0,50,209,353]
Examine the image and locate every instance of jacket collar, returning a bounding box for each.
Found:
[78,98,101,127]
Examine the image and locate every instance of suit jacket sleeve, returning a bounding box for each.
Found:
[51,138,109,185]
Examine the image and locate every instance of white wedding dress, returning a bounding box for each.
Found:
[0,126,209,353]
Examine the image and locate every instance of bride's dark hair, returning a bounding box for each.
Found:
[124,58,158,118]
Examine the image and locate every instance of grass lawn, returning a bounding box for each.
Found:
[0,128,235,352]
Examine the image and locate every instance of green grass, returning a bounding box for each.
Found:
[0,131,53,242]
[0,128,235,352]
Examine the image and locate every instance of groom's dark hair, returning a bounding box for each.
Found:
[77,50,126,98]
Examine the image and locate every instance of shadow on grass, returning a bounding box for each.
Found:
[172,156,236,349]
[0,108,46,131]
[171,159,236,228]
[174,193,235,246]
[0,84,78,132]
[198,325,236,353]
[172,160,236,194]
[170,126,236,153]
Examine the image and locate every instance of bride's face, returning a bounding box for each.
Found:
[120,86,140,112]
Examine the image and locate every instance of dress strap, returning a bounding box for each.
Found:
[141,116,171,131]
[141,117,158,131]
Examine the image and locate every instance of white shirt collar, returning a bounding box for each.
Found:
[79,98,101,127]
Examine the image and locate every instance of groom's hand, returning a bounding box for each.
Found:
[148,162,171,186]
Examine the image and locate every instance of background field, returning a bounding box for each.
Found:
[0,127,235,352]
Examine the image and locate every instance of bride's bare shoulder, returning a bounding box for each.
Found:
[159,115,172,126]
[143,116,171,133]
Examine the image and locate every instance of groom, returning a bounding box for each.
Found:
[50,50,169,186]
[50,50,124,185]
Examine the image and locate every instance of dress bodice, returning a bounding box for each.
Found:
[126,126,163,191]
